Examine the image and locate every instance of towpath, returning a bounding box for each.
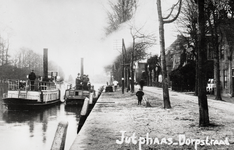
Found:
[70,86,234,150]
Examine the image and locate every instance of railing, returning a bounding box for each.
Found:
[8,80,20,90]
[5,79,56,91]
[39,81,56,90]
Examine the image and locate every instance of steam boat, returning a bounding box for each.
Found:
[64,58,92,105]
[2,49,61,110]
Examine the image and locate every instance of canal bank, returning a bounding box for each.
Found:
[70,86,234,150]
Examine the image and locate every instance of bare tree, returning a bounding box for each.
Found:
[105,0,137,35]
[130,26,157,93]
[106,0,156,93]
[156,0,182,109]
[0,36,10,66]
[175,0,199,95]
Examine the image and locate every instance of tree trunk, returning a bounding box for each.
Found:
[228,46,233,97]
[211,12,222,100]
[197,0,209,127]
[214,45,222,100]
[229,58,233,96]
[195,60,198,96]
[157,0,171,109]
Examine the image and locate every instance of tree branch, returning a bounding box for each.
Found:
[162,0,180,20]
[163,0,182,24]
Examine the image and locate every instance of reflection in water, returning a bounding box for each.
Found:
[0,101,83,150]
[0,83,92,150]
[2,104,60,140]
[65,105,82,120]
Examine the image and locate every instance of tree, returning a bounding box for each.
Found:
[206,0,224,100]
[105,40,148,87]
[156,0,182,109]
[147,55,161,85]
[197,0,209,127]
[130,26,157,92]
[105,0,137,35]
[0,36,10,66]
[175,0,199,95]
[105,0,157,93]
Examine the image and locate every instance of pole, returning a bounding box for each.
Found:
[122,39,125,94]
[81,58,84,80]
[131,37,135,93]
[43,48,48,81]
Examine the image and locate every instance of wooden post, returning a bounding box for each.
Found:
[51,121,68,150]
[77,98,89,133]
[80,97,89,116]
[89,93,93,105]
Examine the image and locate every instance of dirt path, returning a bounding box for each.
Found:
[70,87,234,150]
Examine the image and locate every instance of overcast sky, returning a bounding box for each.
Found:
[0,0,178,82]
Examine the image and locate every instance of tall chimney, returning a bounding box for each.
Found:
[43,48,48,81]
[81,58,84,80]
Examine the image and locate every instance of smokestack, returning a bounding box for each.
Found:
[81,58,84,80]
[43,48,48,81]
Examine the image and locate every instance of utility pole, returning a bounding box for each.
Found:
[122,39,125,94]
[131,37,135,93]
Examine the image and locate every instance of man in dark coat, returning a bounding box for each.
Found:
[139,79,145,90]
[29,70,36,90]
[136,88,144,105]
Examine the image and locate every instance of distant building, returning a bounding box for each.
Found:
[135,60,147,83]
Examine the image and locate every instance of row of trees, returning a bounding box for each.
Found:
[105,0,234,127]
[157,0,234,126]
[176,0,234,99]
[0,45,65,81]
[104,0,157,93]
[158,0,234,127]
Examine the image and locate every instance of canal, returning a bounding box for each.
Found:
[0,83,85,150]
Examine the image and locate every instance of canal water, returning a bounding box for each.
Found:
[0,82,103,150]
[0,101,82,150]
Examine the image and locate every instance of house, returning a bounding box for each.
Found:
[218,25,234,96]
[166,35,196,91]
[166,29,234,96]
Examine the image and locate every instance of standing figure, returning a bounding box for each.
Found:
[29,70,36,90]
[113,80,118,92]
[136,88,144,105]
[139,79,145,90]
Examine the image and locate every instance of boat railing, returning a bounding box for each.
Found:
[8,80,30,91]
[8,80,20,90]
[39,81,56,90]
[7,80,56,91]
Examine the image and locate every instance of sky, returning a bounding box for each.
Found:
[0,0,179,83]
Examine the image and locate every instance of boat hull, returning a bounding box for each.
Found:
[65,98,85,105]
[2,98,60,110]
[2,89,61,110]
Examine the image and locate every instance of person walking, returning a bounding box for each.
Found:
[136,88,144,105]
[29,70,36,90]
[139,79,145,90]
